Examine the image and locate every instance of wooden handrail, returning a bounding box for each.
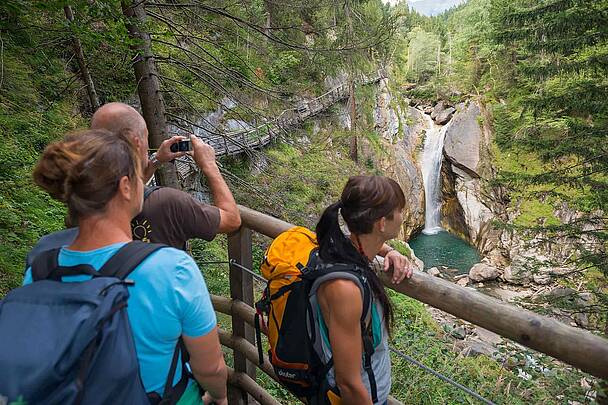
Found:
[218,328,277,380]
[227,367,281,405]
[236,205,608,380]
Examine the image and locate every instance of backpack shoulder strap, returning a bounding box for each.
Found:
[31,248,61,281]
[99,241,167,280]
[144,185,162,200]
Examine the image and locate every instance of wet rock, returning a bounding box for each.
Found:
[430,101,446,119]
[469,263,500,282]
[435,107,455,125]
[427,267,441,277]
[456,276,470,287]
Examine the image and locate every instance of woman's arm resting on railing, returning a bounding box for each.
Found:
[183,327,228,405]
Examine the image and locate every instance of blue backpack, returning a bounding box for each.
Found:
[0,241,190,405]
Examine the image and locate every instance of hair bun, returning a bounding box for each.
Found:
[33,141,81,202]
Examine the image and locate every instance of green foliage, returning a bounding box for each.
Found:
[0,44,83,295]
[268,51,301,85]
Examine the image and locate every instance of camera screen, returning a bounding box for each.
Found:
[171,140,192,153]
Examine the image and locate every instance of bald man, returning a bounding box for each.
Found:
[90,102,183,183]
[26,103,240,265]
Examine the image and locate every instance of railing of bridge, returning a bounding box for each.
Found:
[215,205,608,405]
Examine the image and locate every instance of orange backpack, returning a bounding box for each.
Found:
[254,226,376,404]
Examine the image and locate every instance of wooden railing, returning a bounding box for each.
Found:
[217,205,608,404]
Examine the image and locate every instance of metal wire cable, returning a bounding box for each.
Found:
[389,347,497,405]
[202,258,498,405]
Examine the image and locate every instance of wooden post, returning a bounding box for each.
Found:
[228,227,255,405]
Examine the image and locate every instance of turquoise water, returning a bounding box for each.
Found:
[408,230,481,274]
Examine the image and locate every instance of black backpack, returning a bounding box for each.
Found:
[1,241,190,405]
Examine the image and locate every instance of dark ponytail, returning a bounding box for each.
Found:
[315,176,405,333]
[316,201,367,269]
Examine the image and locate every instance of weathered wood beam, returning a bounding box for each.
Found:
[227,227,255,405]
[218,328,277,380]
[236,205,608,380]
[227,367,281,405]
[212,294,258,329]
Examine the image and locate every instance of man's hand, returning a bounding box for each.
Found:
[190,136,217,172]
[383,249,415,284]
[202,392,227,405]
[155,135,188,164]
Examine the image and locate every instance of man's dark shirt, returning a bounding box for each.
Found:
[26,187,220,267]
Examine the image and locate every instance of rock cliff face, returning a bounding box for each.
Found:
[440,101,504,255]
[370,79,425,238]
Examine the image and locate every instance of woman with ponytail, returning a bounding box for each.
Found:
[314,176,414,405]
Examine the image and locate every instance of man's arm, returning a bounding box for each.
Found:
[143,136,187,183]
[191,136,241,233]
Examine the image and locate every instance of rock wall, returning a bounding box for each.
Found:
[440,101,504,256]
[368,78,426,238]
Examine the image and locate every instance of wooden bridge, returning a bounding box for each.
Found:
[185,72,382,157]
[215,205,608,405]
[172,72,383,188]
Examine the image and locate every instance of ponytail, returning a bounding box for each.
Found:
[316,201,367,268]
[315,177,404,333]
[315,199,394,333]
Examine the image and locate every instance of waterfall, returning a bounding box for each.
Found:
[420,113,450,235]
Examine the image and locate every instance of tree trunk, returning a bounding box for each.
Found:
[121,0,179,189]
[348,78,358,162]
[64,6,100,112]
[345,1,358,162]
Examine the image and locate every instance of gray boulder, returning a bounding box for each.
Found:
[435,107,456,125]
[443,102,482,176]
[468,263,500,282]
[430,101,446,119]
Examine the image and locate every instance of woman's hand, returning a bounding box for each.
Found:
[383,249,415,284]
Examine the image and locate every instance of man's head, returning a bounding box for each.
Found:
[91,102,149,163]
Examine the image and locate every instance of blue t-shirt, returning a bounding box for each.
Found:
[23,242,217,395]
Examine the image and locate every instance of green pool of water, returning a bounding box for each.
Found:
[408,230,480,274]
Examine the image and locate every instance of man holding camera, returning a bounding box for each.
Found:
[91,102,241,249]
[26,102,241,266]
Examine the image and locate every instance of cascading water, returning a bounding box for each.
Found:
[411,109,481,273]
[420,113,450,235]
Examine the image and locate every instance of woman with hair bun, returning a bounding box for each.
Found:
[23,129,227,405]
[313,175,414,405]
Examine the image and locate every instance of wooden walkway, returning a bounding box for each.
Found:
[173,71,383,188]
[195,72,382,157]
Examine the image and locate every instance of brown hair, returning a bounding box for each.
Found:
[33,129,142,219]
[315,176,406,332]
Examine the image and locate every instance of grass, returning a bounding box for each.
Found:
[0,46,84,296]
